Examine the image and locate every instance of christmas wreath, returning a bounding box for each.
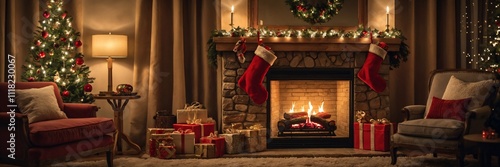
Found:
[285,0,344,25]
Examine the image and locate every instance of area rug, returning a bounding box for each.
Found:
[51,154,486,167]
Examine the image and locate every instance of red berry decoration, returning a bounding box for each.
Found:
[28,77,35,82]
[62,90,70,97]
[43,11,50,18]
[74,40,83,48]
[60,37,67,42]
[42,31,49,38]
[75,57,84,65]
[38,51,46,58]
[84,84,93,92]
[34,40,41,46]
[61,11,67,19]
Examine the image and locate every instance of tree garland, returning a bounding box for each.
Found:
[285,0,344,25]
[208,26,410,70]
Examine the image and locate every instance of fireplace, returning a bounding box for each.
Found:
[215,37,393,149]
[267,68,354,148]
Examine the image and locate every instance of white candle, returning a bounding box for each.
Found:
[260,20,263,26]
[231,6,234,26]
[386,6,389,28]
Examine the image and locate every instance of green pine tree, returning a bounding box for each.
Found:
[21,0,95,103]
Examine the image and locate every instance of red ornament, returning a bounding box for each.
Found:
[74,40,83,48]
[43,11,50,18]
[60,37,67,42]
[84,84,93,92]
[75,57,84,65]
[34,40,41,46]
[62,90,70,97]
[42,31,49,38]
[38,51,46,58]
[362,30,368,37]
[28,77,35,82]
[61,11,67,19]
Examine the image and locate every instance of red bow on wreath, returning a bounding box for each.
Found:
[233,37,247,63]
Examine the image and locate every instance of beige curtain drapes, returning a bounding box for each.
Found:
[390,0,460,122]
[129,0,217,147]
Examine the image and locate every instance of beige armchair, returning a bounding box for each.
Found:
[390,69,499,167]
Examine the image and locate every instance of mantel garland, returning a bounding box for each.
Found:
[285,0,344,25]
[207,25,409,70]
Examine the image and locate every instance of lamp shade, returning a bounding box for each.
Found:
[92,34,128,58]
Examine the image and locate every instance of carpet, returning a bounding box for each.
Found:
[50,154,489,167]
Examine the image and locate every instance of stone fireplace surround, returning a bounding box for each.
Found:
[215,37,398,148]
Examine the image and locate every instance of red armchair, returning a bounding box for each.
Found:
[0,82,116,167]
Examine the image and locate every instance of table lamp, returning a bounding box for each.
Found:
[92,33,128,95]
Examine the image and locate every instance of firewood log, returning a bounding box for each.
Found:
[284,112,308,120]
[315,112,331,119]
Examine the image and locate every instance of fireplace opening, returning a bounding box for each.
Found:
[266,68,354,148]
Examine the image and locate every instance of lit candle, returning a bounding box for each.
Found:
[230,6,234,27]
[260,20,263,26]
[386,6,389,29]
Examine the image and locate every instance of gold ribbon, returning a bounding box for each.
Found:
[173,129,193,134]
[205,117,216,123]
[187,118,202,125]
[369,118,391,124]
[356,110,366,123]
[249,123,263,130]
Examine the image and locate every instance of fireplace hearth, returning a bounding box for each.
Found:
[215,37,393,149]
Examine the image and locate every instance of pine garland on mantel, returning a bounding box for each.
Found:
[208,25,409,70]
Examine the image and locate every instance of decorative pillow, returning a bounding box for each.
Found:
[15,85,67,123]
[426,96,471,121]
[442,75,497,110]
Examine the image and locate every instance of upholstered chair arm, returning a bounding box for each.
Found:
[0,112,31,164]
[464,106,491,135]
[63,103,98,118]
[402,105,426,121]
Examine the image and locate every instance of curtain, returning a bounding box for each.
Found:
[390,0,461,122]
[129,0,217,147]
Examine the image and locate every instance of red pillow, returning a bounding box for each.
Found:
[426,96,471,121]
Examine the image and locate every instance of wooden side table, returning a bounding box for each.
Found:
[95,95,141,155]
[463,134,500,167]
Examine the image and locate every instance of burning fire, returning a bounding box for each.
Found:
[288,101,326,129]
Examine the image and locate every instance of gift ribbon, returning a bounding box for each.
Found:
[358,123,363,150]
[358,122,394,151]
[370,124,375,151]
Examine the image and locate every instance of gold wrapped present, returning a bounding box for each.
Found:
[219,133,244,154]
[236,129,266,153]
[146,128,174,156]
[194,143,216,158]
[177,102,208,123]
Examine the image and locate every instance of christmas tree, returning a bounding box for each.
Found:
[478,2,500,72]
[21,0,94,103]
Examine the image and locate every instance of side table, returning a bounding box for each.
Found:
[463,134,500,167]
[95,95,141,155]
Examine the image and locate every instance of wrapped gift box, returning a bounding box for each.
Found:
[148,133,174,157]
[171,130,195,154]
[200,134,225,157]
[146,128,175,156]
[157,145,176,159]
[219,133,244,154]
[176,108,208,123]
[194,143,216,158]
[173,123,215,143]
[354,122,396,151]
[237,129,266,153]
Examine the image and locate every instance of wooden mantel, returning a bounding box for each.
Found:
[213,37,402,52]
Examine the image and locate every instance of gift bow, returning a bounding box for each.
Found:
[225,128,239,134]
[369,118,391,124]
[356,110,366,123]
[207,132,218,138]
[249,124,263,130]
[205,117,216,123]
[173,129,193,134]
[159,137,175,147]
[187,118,202,125]
[185,101,204,109]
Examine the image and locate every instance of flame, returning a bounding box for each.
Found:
[289,102,295,113]
[307,101,313,123]
[318,101,324,113]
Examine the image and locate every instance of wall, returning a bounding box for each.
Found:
[82,0,136,149]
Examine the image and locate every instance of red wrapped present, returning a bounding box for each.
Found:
[157,145,176,159]
[146,128,174,156]
[200,133,225,157]
[148,134,174,157]
[171,129,195,154]
[353,122,396,151]
[173,123,215,143]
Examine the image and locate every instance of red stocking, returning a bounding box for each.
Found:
[238,45,277,104]
[357,42,388,93]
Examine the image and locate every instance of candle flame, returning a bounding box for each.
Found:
[386,6,389,14]
[231,6,234,13]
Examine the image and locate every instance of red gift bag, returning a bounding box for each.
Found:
[354,122,396,151]
[200,133,225,157]
[173,123,215,143]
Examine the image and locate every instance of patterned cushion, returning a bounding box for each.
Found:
[397,119,464,139]
[29,117,115,147]
[442,75,497,110]
[426,96,471,121]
